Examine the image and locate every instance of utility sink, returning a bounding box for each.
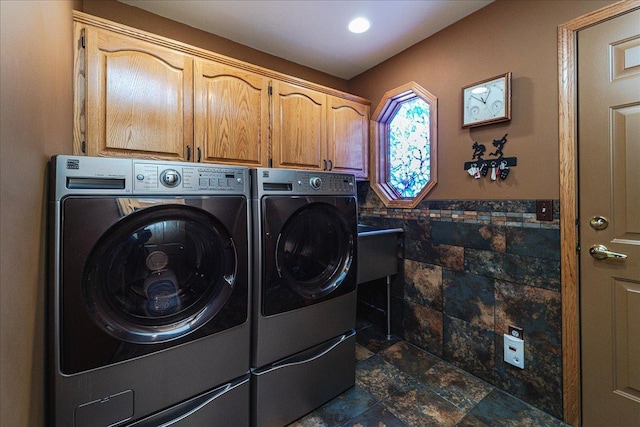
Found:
[356,224,403,284]
[356,224,402,339]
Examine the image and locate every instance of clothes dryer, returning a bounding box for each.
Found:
[250,168,358,427]
[48,155,251,427]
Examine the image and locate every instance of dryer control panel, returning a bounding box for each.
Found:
[133,162,247,194]
[250,168,356,197]
[295,172,355,194]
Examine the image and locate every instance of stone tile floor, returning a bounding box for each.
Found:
[288,320,568,427]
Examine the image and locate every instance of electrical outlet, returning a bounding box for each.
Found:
[536,200,553,221]
[504,334,525,369]
[508,325,523,339]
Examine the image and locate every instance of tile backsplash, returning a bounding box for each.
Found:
[356,182,562,418]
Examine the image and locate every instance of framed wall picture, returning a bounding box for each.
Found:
[462,72,512,128]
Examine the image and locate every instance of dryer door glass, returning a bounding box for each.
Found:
[262,198,357,316]
[83,203,236,344]
[276,204,352,298]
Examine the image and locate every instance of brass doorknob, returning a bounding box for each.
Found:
[589,244,627,260]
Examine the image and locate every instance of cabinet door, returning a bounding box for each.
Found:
[194,59,269,167]
[327,97,369,179]
[83,27,193,160]
[272,81,326,170]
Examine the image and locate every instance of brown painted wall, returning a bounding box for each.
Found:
[0,1,75,426]
[348,0,615,200]
[0,1,619,425]
[79,0,349,92]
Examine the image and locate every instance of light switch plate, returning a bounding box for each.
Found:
[504,334,525,369]
[536,200,553,221]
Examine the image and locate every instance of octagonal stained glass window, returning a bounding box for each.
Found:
[371,82,437,208]
[388,97,431,198]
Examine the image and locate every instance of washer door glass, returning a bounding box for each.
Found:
[83,204,237,344]
[276,203,353,299]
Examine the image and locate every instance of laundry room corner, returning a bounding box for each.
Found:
[1,1,75,426]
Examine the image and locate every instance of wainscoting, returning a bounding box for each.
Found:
[356,182,562,418]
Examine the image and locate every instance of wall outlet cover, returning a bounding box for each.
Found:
[504,334,525,369]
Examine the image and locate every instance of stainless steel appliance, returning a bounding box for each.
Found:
[250,168,358,427]
[48,155,251,427]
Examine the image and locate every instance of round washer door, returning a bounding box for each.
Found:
[276,203,353,299]
[83,204,237,344]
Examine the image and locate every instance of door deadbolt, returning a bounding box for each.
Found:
[589,216,609,230]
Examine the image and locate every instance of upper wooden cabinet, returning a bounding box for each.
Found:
[271,81,327,171]
[73,12,370,178]
[194,59,269,167]
[79,25,193,161]
[328,96,369,179]
[271,83,370,179]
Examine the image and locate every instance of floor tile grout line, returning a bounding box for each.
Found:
[355,342,477,425]
[369,355,480,422]
[364,336,497,414]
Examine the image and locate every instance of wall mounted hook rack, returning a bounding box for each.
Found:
[464,134,517,169]
[464,156,517,171]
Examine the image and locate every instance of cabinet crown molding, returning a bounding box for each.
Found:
[73,11,370,105]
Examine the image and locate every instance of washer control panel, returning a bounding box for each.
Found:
[309,176,322,190]
[160,169,181,187]
[133,162,247,194]
[52,156,249,198]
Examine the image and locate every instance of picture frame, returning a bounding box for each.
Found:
[462,72,512,128]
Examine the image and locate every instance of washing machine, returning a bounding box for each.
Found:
[48,155,251,427]
[250,168,358,427]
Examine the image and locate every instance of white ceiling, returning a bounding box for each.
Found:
[118,0,493,79]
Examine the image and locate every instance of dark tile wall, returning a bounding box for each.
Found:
[356,181,562,419]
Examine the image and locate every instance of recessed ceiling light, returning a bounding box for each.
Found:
[348,17,370,34]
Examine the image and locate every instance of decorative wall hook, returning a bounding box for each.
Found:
[464,134,517,181]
